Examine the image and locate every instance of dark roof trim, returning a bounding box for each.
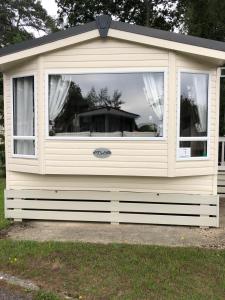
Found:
[0,21,96,58]
[110,20,225,53]
[96,15,111,38]
[1,14,225,59]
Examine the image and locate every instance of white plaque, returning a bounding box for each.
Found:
[179,147,191,158]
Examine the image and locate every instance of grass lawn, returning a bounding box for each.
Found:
[0,178,225,299]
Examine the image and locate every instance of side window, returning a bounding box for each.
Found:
[12,76,35,156]
[178,72,209,159]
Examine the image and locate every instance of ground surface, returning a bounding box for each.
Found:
[1,179,225,299]
[7,199,225,249]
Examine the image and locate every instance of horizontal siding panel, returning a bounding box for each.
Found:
[43,60,169,68]
[8,159,39,166]
[45,160,167,168]
[176,161,214,169]
[44,141,168,150]
[47,46,168,56]
[44,166,168,176]
[8,164,40,174]
[7,172,214,185]
[45,53,169,62]
[45,154,168,163]
[45,148,167,156]
[175,168,215,177]
[7,172,215,195]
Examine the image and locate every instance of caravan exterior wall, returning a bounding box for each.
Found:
[3,37,220,226]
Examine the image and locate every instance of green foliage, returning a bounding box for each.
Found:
[176,0,225,41]
[56,0,177,31]
[86,87,123,109]
[34,290,61,300]
[0,0,57,47]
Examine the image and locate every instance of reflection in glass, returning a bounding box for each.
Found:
[48,72,164,137]
[13,76,35,155]
[180,73,208,137]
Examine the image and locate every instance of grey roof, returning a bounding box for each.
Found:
[1,14,225,58]
[78,107,139,119]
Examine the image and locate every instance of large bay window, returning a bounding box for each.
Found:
[178,72,209,159]
[12,76,35,156]
[47,72,165,138]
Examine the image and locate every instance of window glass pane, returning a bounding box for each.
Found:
[14,140,35,155]
[13,76,34,136]
[221,68,225,76]
[180,73,208,137]
[219,77,225,136]
[48,72,164,137]
[179,141,207,158]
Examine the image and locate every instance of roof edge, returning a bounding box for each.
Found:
[110,20,225,53]
[0,21,97,58]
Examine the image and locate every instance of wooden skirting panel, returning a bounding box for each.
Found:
[5,190,219,227]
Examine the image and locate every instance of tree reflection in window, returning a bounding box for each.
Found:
[48,73,164,137]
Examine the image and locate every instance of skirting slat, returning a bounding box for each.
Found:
[6,190,218,204]
[5,189,219,227]
[6,200,217,216]
[218,186,225,194]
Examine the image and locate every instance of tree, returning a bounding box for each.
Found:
[0,0,57,47]
[56,0,177,31]
[86,87,124,109]
[175,0,225,41]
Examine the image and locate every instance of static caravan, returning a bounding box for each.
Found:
[2,15,225,227]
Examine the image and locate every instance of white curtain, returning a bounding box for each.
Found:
[193,74,208,133]
[49,75,71,122]
[143,73,164,121]
[14,77,34,155]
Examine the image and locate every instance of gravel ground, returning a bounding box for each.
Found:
[0,282,33,300]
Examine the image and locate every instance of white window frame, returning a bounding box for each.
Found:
[177,69,211,161]
[11,73,37,159]
[45,67,168,141]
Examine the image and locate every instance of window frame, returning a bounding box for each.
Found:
[176,69,211,161]
[45,67,168,141]
[11,73,37,159]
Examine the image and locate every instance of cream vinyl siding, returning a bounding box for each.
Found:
[3,36,219,185]
[6,171,216,195]
[42,38,169,176]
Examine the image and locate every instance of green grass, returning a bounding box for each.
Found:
[0,240,225,299]
[0,178,225,299]
[0,178,11,230]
